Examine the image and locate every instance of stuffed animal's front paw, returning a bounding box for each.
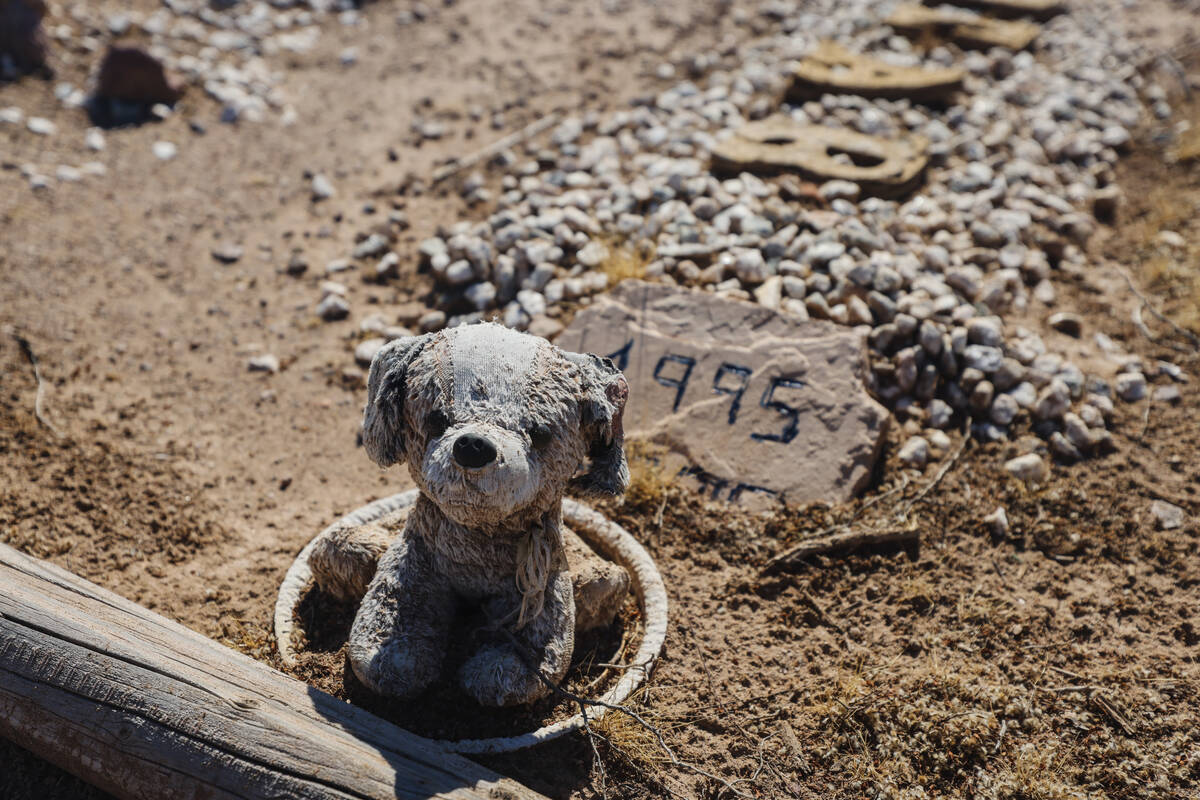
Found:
[458,644,551,707]
[348,637,443,699]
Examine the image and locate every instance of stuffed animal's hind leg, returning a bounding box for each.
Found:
[308,508,409,603]
[458,570,575,707]
[564,526,630,632]
[348,531,454,699]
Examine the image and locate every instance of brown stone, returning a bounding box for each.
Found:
[789,41,965,104]
[711,117,929,199]
[556,281,890,506]
[96,44,185,105]
[0,0,48,72]
[886,4,1041,51]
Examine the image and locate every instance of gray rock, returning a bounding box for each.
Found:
[247,354,280,373]
[418,309,447,332]
[1150,500,1185,531]
[27,117,56,135]
[1034,379,1071,420]
[1153,385,1182,404]
[211,244,243,264]
[734,248,772,284]
[316,295,350,322]
[352,234,389,259]
[966,317,1003,347]
[311,174,335,200]
[990,393,1019,425]
[1004,453,1046,483]
[152,141,178,160]
[818,179,860,202]
[963,345,1004,373]
[803,240,846,265]
[354,337,386,366]
[928,399,953,429]
[898,436,929,468]
[983,507,1009,538]
[577,240,609,268]
[1049,432,1082,462]
[1047,312,1083,337]
[1115,371,1147,402]
[464,281,497,311]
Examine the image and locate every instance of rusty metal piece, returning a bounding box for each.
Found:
[788,41,964,104]
[710,117,929,198]
[887,4,1041,50]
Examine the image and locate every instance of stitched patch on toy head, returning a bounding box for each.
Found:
[449,324,543,414]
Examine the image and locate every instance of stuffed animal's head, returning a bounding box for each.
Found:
[361,323,629,530]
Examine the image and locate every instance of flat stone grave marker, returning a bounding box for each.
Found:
[710,117,929,198]
[557,281,889,507]
[788,41,965,104]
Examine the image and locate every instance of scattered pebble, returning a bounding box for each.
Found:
[316,294,350,322]
[311,174,336,201]
[897,436,929,468]
[354,337,386,366]
[247,354,280,373]
[152,141,178,160]
[1004,453,1047,483]
[211,244,244,264]
[1150,499,1185,531]
[26,117,56,135]
[983,507,1009,538]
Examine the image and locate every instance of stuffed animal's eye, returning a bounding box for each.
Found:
[426,409,450,438]
[529,425,553,450]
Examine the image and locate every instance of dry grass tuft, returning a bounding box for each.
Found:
[1172,100,1200,164]
[594,238,655,286]
[622,439,674,507]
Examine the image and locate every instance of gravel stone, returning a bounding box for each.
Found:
[1004,453,1047,483]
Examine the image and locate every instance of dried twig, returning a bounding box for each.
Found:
[762,527,919,572]
[1114,263,1200,352]
[757,476,909,575]
[762,432,971,573]
[9,328,62,438]
[431,113,562,184]
[1090,692,1135,736]
[798,588,843,633]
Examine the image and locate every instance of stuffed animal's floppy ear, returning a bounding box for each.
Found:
[361,335,430,467]
[565,352,630,497]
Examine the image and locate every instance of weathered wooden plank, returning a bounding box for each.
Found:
[0,542,545,800]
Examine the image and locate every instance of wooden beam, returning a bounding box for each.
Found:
[0,542,546,800]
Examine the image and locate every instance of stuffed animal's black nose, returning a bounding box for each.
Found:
[453,434,497,469]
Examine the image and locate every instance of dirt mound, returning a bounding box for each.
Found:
[0,336,227,583]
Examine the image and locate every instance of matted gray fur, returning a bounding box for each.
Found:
[312,322,631,707]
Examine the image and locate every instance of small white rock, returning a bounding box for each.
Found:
[1004,453,1046,483]
[27,117,56,135]
[85,128,106,151]
[1114,372,1147,402]
[311,173,335,200]
[354,337,386,366]
[983,507,1009,538]
[898,436,929,468]
[247,354,280,373]
[152,141,178,160]
[1150,500,1185,531]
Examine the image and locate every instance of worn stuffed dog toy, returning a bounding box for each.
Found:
[308,322,631,706]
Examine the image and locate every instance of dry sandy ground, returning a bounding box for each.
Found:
[3,1,1200,798]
